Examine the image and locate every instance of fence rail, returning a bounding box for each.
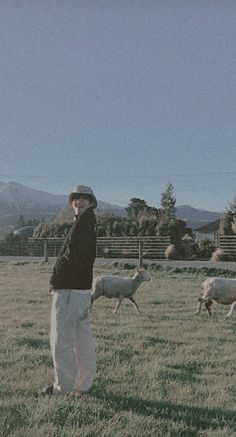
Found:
[96,236,170,259]
[219,235,236,258]
[0,236,171,260]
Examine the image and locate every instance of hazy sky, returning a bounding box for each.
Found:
[0,0,236,212]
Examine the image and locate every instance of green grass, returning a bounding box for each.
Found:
[1,261,236,436]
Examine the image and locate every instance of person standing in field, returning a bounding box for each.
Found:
[40,185,97,397]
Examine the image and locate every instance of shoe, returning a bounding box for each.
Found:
[38,385,54,396]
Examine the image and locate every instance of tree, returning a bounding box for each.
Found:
[227,195,236,215]
[138,216,158,236]
[112,220,124,237]
[126,198,148,219]
[33,223,71,238]
[219,194,236,235]
[220,213,233,235]
[232,215,236,234]
[54,208,74,224]
[160,183,176,223]
[147,206,162,219]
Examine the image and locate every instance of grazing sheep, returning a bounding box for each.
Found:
[195,277,236,317]
[91,268,150,314]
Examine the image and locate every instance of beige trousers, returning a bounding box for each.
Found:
[50,289,96,394]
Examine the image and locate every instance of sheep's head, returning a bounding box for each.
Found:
[137,268,150,281]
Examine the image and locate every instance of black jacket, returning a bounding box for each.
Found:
[49,207,97,290]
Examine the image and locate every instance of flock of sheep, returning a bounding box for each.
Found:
[91,268,236,317]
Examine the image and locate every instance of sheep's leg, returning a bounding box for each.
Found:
[113,297,123,315]
[195,298,204,315]
[90,294,98,306]
[226,301,236,318]
[205,300,213,316]
[128,296,140,313]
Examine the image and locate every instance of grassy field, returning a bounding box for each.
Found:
[1,261,236,436]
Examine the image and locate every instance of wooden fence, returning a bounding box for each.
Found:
[96,236,170,260]
[2,234,236,260]
[219,235,236,258]
[14,236,170,261]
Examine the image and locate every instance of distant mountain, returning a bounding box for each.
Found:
[176,205,222,230]
[0,181,125,225]
[0,181,222,230]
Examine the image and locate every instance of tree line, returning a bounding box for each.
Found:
[33,184,191,244]
[219,196,236,235]
[1,185,235,259]
[7,185,236,241]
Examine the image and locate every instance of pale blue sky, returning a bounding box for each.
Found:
[0,0,236,212]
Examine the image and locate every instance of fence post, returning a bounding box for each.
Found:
[139,241,143,267]
[44,240,48,262]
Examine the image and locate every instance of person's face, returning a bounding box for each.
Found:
[71,194,92,213]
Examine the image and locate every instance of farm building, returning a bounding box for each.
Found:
[194,219,220,241]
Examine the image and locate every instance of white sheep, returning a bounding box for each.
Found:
[195,277,236,317]
[91,268,150,314]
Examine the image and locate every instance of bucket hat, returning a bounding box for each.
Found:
[68,185,97,208]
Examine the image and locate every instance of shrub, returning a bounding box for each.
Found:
[197,239,215,259]
[211,248,225,262]
[165,244,178,260]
